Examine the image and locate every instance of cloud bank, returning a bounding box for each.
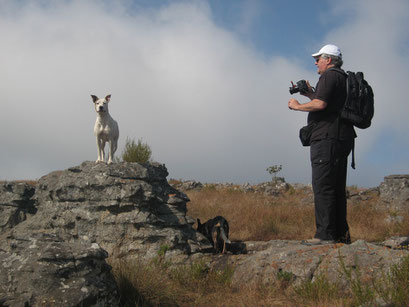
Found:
[1,0,408,187]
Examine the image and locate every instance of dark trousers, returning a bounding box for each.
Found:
[310,138,353,242]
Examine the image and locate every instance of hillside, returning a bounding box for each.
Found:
[1,164,408,306]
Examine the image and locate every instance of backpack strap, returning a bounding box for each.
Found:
[351,139,356,169]
[328,67,348,77]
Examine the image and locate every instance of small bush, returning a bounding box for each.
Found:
[121,137,152,163]
[266,164,283,181]
[276,270,295,290]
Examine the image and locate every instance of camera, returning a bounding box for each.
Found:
[289,80,309,95]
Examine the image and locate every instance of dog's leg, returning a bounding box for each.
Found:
[101,141,106,162]
[107,140,112,164]
[96,138,103,163]
[212,229,218,252]
[108,139,118,164]
[113,139,118,155]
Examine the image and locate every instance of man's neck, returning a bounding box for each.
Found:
[319,64,336,75]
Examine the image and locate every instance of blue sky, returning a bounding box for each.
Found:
[209,1,331,58]
[128,0,340,59]
[1,0,409,187]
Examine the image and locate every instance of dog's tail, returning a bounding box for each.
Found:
[220,228,231,244]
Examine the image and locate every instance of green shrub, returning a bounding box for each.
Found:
[121,137,152,163]
[276,270,295,289]
[266,164,282,180]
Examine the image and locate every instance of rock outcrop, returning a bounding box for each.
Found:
[0,233,118,306]
[1,164,409,305]
[225,239,409,287]
[6,162,210,261]
[379,174,409,210]
[0,161,211,306]
[170,179,291,196]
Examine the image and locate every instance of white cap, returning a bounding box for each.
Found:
[312,44,342,58]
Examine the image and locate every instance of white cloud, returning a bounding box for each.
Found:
[320,0,409,185]
[1,0,408,187]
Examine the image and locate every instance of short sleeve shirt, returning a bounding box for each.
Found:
[308,68,356,141]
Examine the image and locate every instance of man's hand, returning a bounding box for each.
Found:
[288,98,300,110]
[300,81,314,98]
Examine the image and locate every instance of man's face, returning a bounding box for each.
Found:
[314,56,332,75]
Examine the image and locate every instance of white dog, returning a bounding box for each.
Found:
[91,94,119,164]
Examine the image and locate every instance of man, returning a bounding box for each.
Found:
[288,44,356,245]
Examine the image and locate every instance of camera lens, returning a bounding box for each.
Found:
[289,87,299,95]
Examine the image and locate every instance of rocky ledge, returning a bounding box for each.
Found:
[1,162,408,306]
[5,161,210,261]
[0,161,211,306]
[221,238,409,287]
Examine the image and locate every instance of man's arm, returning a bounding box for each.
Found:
[288,98,327,112]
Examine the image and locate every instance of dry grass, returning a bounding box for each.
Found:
[111,257,301,306]
[348,198,409,242]
[187,186,316,242]
[186,185,409,243]
[112,252,409,307]
[0,180,37,186]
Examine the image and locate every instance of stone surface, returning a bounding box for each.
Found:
[226,239,409,287]
[379,174,409,210]
[0,182,36,231]
[0,162,212,306]
[0,233,119,306]
[170,180,204,191]
[170,179,291,196]
[7,162,210,262]
[382,236,409,249]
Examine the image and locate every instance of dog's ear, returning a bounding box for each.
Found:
[91,95,98,103]
[105,94,111,102]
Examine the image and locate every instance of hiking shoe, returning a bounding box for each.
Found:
[301,238,335,246]
[336,238,351,244]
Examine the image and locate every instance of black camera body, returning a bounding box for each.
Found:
[289,80,309,95]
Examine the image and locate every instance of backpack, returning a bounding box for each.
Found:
[330,68,374,169]
[341,71,374,129]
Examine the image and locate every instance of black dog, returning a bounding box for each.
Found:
[197,216,231,254]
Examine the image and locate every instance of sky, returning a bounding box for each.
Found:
[1,0,409,188]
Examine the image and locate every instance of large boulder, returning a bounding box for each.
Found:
[379,174,409,210]
[0,233,119,306]
[8,161,210,262]
[0,161,211,306]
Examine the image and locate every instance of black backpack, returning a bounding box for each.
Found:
[341,71,374,129]
[330,68,374,169]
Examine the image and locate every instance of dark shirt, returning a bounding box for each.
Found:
[308,68,356,141]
